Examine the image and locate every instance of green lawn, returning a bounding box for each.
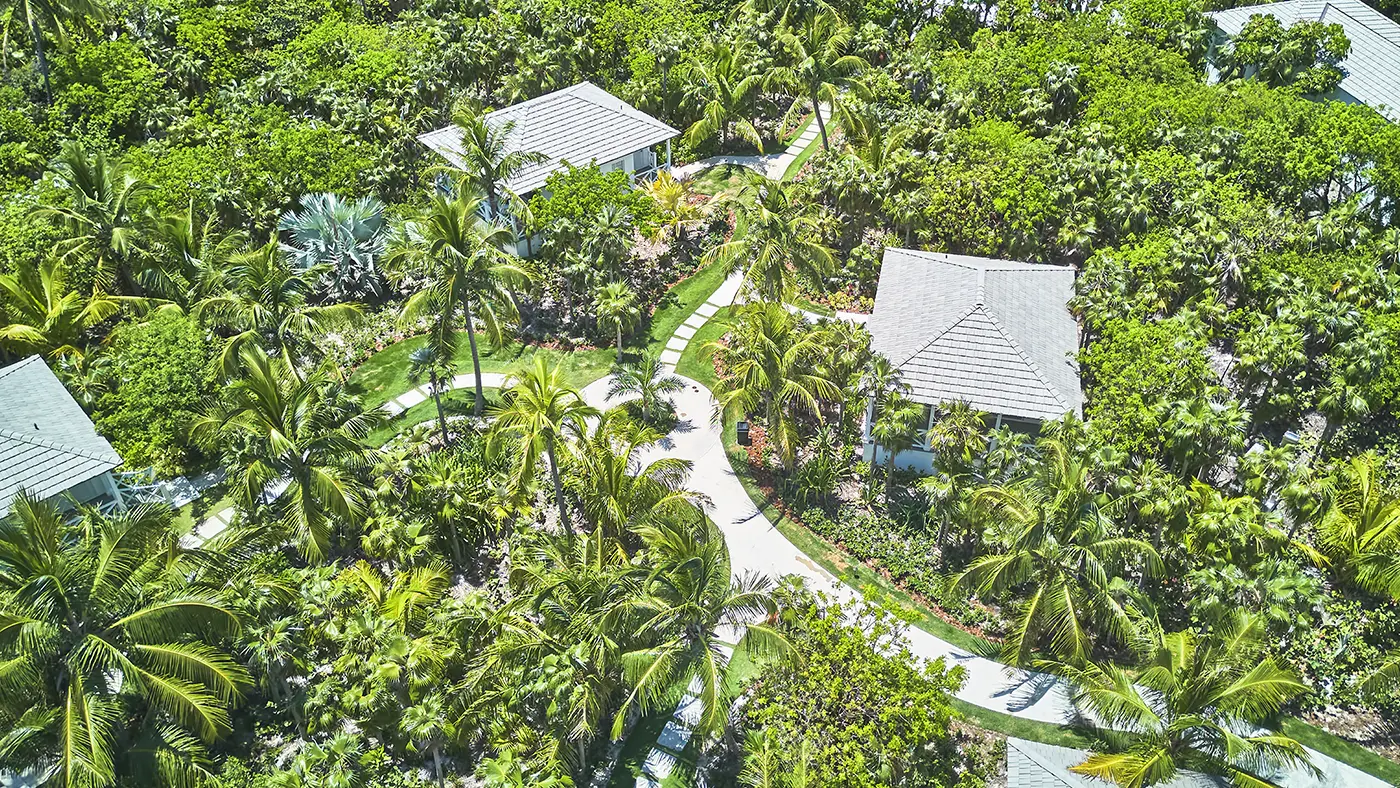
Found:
[643,261,731,357]
[365,387,500,447]
[1279,717,1400,785]
[688,164,753,199]
[349,335,615,409]
[675,306,733,389]
[782,125,826,181]
[950,698,1094,749]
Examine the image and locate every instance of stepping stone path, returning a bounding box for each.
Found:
[658,272,744,372]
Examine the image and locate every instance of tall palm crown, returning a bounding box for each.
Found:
[149,200,248,307]
[1057,613,1314,788]
[189,346,382,561]
[0,493,250,788]
[594,280,637,351]
[768,9,870,150]
[708,304,840,470]
[36,141,151,294]
[488,356,599,534]
[400,186,530,418]
[277,192,390,303]
[0,258,141,360]
[606,353,684,425]
[953,438,1163,665]
[680,38,765,152]
[1317,452,1400,597]
[706,177,834,303]
[195,241,362,378]
[448,107,548,221]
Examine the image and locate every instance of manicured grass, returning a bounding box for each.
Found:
[173,490,234,532]
[349,336,615,409]
[1279,717,1400,784]
[688,164,754,199]
[675,306,733,390]
[782,129,826,181]
[365,388,500,447]
[950,699,1094,749]
[644,261,731,357]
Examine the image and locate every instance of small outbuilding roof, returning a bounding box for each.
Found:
[417,81,680,197]
[1208,0,1400,123]
[0,355,122,515]
[1006,738,1228,788]
[867,249,1082,422]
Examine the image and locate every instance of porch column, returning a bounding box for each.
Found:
[103,471,127,510]
[666,139,672,169]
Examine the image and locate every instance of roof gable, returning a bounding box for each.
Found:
[0,356,122,514]
[417,82,680,195]
[1208,0,1400,122]
[867,249,1082,421]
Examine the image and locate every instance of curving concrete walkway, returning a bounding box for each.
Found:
[671,111,826,184]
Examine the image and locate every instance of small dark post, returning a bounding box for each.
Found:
[736,420,751,446]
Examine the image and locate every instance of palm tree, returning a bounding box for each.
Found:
[1317,453,1400,597]
[488,356,599,534]
[400,186,531,418]
[408,344,457,448]
[195,240,362,378]
[447,106,548,221]
[706,177,834,302]
[708,304,840,470]
[0,258,144,360]
[607,353,684,425]
[2,0,103,99]
[594,280,637,352]
[404,449,502,568]
[35,141,150,293]
[148,199,247,306]
[1056,613,1315,788]
[0,492,250,788]
[952,438,1163,665]
[614,517,792,741]
[189,345,381,561]
[680,38,765,152]
[644,171,703,238]
[403,693,456,788]
[870,390,924,499]
[767,10,870,150]
[567,411,706,544]
[278,192,390,303]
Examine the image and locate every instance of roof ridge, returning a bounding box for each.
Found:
[891,303,984,369]
[0,354,44,382]
[1322,2,1400,49]
[0,426,121,465]
[979,307,1073,411]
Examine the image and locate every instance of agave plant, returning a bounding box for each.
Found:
[278,192,390,302]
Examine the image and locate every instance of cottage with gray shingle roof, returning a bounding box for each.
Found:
[863,249,1081,471]
[1207,0,1400,123]
[418,82,680,255]
[0,355,125,516]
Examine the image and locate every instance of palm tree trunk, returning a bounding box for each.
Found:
[30,19,51,102]
[430,369,450,447]
[432,744,444,788]
[811,91,830,150]
[546,434,573,535]
[463,300,485,418]
[885,449,897,499]
[616,322,623,354]
[447,518,464,567]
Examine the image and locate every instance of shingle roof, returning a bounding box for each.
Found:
[1208,0,1400,122]
[0,356,122,515]
[417,82,680,196]
[867,249,1082,422]
[1007,739,1229,788]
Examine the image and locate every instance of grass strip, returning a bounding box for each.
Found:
[675,306,733,389]
[645,261,731,357]
[1279,717,1400,784]
[950,698,1094,749]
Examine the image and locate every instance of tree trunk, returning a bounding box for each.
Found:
[31,20,51,102]
[885,448,897,500]
[546,434,573,535]
[616,322,623,354]
[432,744,444,788]
[430,369,451,448]
[811,92,830,150]
[464,300,485,418]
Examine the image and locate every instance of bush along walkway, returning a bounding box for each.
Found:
[642,293,1388,788]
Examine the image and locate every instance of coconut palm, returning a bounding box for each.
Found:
[594,280,637,352]
[400,186,531,418]
[870,390,924,498]
[189,345,381,561]
[708,304,840,470]
[1317,453,1400,597]
[767,9,870,150]
[607,353,684,425]
[148,199,248,306]
[614,517,792,741]
[705,177,834,302]
[195,240,362,378]
[1055,613,1314,788]
[278,192,390,303]
[2,0,103,98]
[567,411,706,544]
[0,258,145,360]
[952,437,1163,665]
[0,492,250,788]
[680,37,765,151]
[447,106,548,221]
[407,344,457,448]
[35,141,151,294]
[488,356,600,534]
